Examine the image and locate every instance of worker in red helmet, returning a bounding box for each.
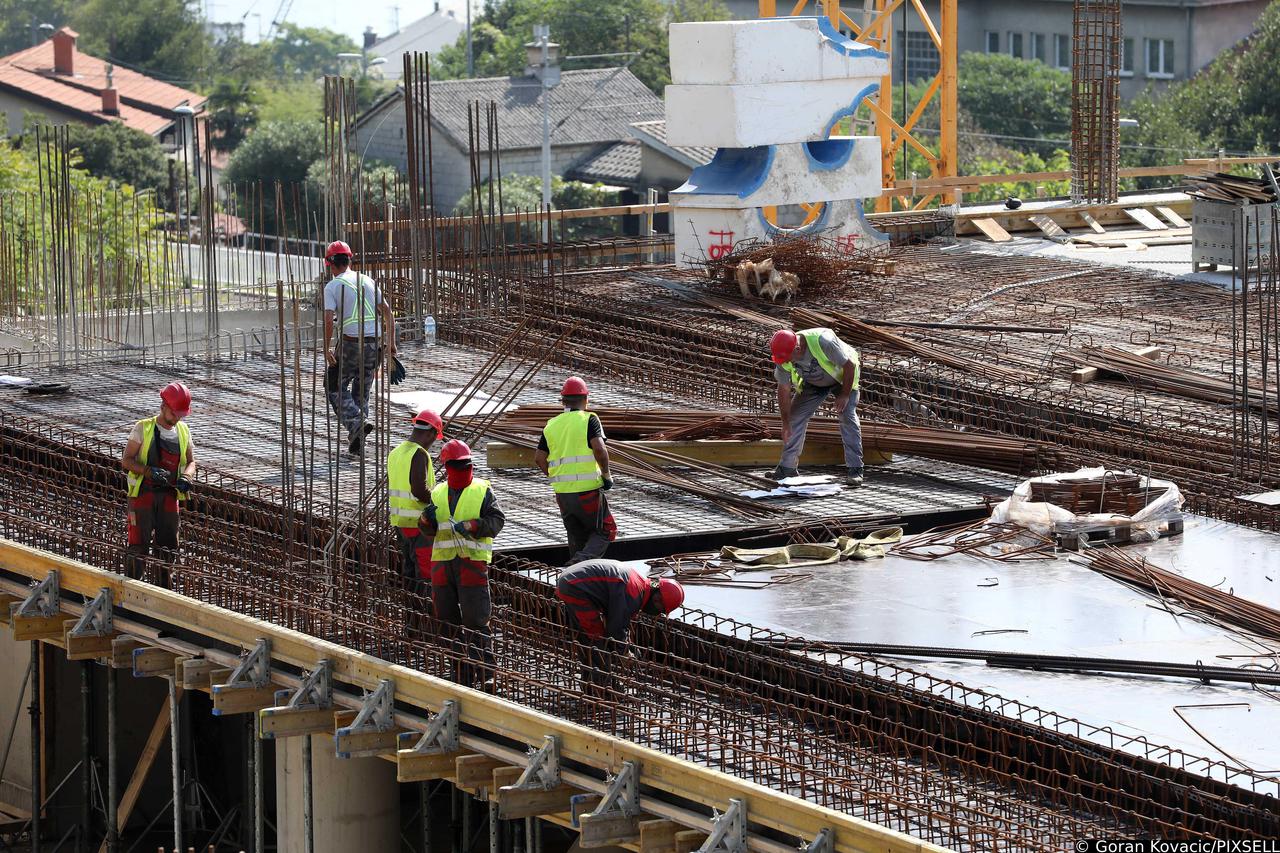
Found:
[769,327,864,487]
[419,439,505,689]
[388,409,444,605]
[534,376,618,564]
[322,239,397,456]
[120,382,198,587]
[555,559,684,691]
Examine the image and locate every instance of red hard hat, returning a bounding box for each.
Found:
[439,439,473,466]
[561,376,589,396]
[412,409,443,438]
[159,381,192,417]
[770,329,798,364]
[655,578,685,614]
[324,240,353,262]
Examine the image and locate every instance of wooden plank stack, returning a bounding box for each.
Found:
[1185,170,1278,204]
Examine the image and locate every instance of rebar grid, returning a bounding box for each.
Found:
[1,420,1277,849]
[1070,0,1122,203]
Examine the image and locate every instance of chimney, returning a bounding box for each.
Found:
[101,63,119,114]
[52,27,77,75]
[363,27,377,50]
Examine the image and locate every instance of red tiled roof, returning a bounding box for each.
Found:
[0,31,206,137]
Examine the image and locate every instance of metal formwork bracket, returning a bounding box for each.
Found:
[588,761,640,819]
[800,828,833,853]
[286,660,333,709]
[15,571,59,618]
[408,699,459,754]
[697,799,746,853]
[514,735,561,790]
[67,588,114,638]
[347,678,397,733]
[226,638,272,688]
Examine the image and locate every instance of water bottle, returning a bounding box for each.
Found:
[423,315,437,347]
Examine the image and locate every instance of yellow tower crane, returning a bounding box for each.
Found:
[757,0,957,214]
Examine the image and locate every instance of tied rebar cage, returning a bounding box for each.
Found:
[1070,0,1122,204]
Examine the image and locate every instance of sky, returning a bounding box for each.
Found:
[208,0,471,45]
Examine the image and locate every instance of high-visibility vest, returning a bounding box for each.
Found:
[542,410,603,494]
[429,479,495,563]
[387,441,436,528]
[332,271,377,334]
[781,328,860,392]
[126,417,191,500]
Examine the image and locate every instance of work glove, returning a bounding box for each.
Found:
[148,467,172,486]
[389,356,407,386]
[601,476,613,491]
[452,520,479,536]
[175,477,192,495]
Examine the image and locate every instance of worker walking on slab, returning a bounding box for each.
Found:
[534,376,617,564]
[769,328,864,487]
[120,382,196,588]
[555,559,684,691]
[322,240,397,456]
[388,409,443,601]
[420,439,505,689]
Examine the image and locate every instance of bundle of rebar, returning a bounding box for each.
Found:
[1082,547,1280,641]
[1061,345,1280,413]
[703,234,895,298]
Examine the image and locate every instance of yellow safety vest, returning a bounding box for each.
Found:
[387,441,436,529]
[782,328,860,392]
[429,479,494,563]
[543,410,603,494]
[126,417,191,500]
[333,271,376,334]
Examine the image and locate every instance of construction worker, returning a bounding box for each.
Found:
[534,376,617,564]
[555,559,684,691]
[120,382,196,587]
[322,240,397,456]
[388,409,443,596]
[769,328,864,486]
[420,439,505,689]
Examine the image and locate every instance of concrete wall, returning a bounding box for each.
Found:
[0,93,87,138]
[0,638,33,815]
[275,733,400,853]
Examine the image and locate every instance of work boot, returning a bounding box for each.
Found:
[845,467,864,488]
[766,465,799,481]
[347,421,374,455]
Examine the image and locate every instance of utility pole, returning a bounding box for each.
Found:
[525,26,560,240]
[466,0,474,77]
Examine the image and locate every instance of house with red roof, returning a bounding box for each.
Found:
[0,27,207,152]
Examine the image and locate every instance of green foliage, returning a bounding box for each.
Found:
[224,121,324,233]
[432,0,729,93]
[964,149,1072,202]
[305,159,407,218]
[207,78,259,153]
[956,52,1071,156]
[256,80,324,124]
[0,0,74,55]
[72,0,213,83]
[61,121,170,197]
[269,23,360,79]
[452,174,621,238]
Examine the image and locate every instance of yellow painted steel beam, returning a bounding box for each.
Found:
[0,538,945,853]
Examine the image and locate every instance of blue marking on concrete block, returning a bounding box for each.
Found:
[673,145,777,199]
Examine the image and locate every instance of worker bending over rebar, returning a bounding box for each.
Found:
[120,382,196,588]
[769,327,864,487]
[420,440,505,691]
[534,376,617,564]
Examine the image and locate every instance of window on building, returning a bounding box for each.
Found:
[1054,33,1071,70]
[904,30,941,80]
[1120,37,1134,75]
[1031,33,1047,63]
[1146,38,1175,77]
[1007,32,1023,59]
[985,31,999,53]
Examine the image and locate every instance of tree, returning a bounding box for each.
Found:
[72,0,213,83]
[269,23,361,79]
[0,0,74,55]
[62,121,170,197]
[432,0,729,93]
[452,174,621,238]
[207,78,260,153]
[224,121,325,233]
[956,52,1072,156]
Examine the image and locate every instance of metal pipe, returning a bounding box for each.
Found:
[254,721,264,853]
[488,800,498,853]
[107,668,118,853]
[303,734,314,853]
[421,781,431,853]
[80,661,91,853]
[451,785,461,853]
[169,676,183,853]
[244,717,255,853]
[29,642,40,853]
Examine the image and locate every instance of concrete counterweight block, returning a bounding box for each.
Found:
[672,201,888,270]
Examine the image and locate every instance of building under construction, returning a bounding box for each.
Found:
[2,9,1280,853]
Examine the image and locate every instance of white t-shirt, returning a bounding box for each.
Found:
[323,271,384,338]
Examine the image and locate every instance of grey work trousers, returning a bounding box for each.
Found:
[326,337,381,436]
[780,385,862,470]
